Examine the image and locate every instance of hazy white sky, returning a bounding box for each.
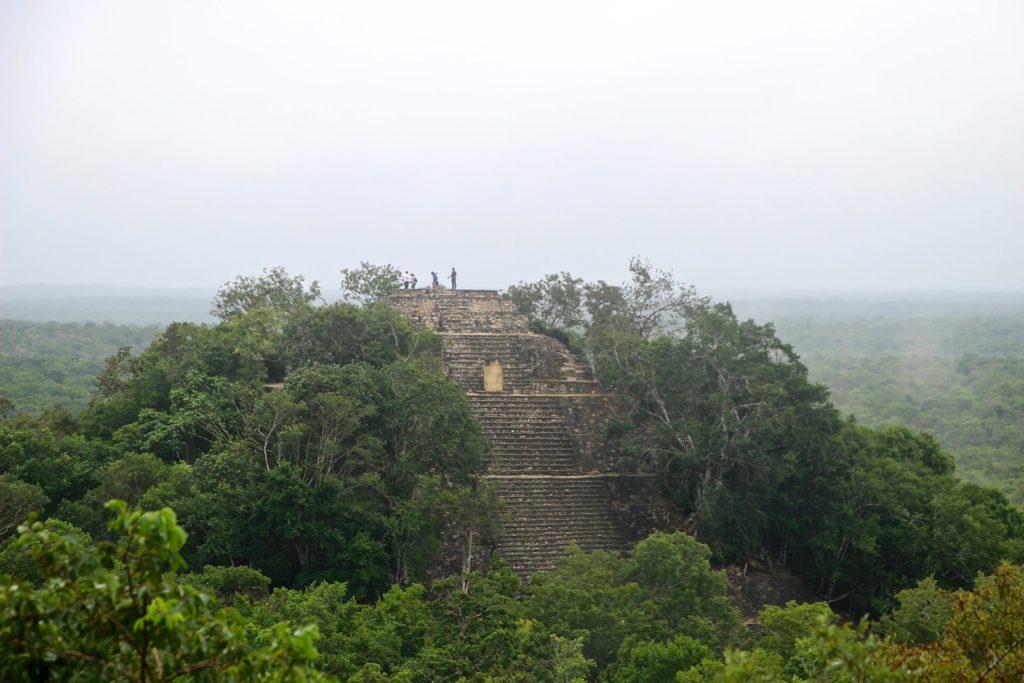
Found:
[2,0,1022,291]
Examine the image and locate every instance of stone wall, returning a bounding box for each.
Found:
[604,475,690,544]
[556,393,622,472]
[389,289,530,333]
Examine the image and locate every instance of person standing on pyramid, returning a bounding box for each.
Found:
[449,267,457,290]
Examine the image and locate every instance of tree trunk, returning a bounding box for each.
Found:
[459,529,475,593]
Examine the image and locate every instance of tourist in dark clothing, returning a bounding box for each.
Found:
[449,268,457,290]
[431,271,439,289]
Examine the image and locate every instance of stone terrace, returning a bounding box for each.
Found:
[390,289,659,576]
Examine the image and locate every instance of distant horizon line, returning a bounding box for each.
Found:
[3,283,1024,299]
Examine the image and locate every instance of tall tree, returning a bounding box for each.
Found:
[506,271,586,331]
[211,266,321,321]
[340,262,403,305]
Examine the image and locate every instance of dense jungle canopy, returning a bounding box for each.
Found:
[2,262,1023,681]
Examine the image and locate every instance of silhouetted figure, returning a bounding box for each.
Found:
[431,271,439,289]
[410,273,418,289]
[449,268,457,290]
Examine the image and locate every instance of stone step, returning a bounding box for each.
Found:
[488,446,576,455]
[471,398,566,404]
[480,419,569,430]
[474,402,562,408]
[473,409,564,418]
[497,531,622,543]
[482,424,568,432]
[488,454,578,463]
[501,513,615,525]
[488,444,577,454]
[471,407,566,416]
[475,411,565,419]
[469,393,564,401]
[483,424,574,437]
[487,459,577,468]
[476,418,566,426]
[489,441,573,447]
[487,429,573,436]
[488,455,577,463]
[489,457,576,464]
[485,431,573,440]
[472,398,561,403]
[478,412,566,420]
[470,400,566,408]
[485,440,573,450]
[488,445,577,454]
[488,441,572,450]
[487,449,578,458]
[490,482,627,574]
[477,405,563,412]
[497,498,610,508]
[495,495,612,505]
[488,477,611,487]
[480,414,567,422]
[474,410,565,418]
[497,530,624,545]
[487,446,572,457]
[497,534,623,545]
[487,456,579,468]
[485,435,571,443]
[488,459,578,470]
[475,414,567,424]
[488,466,579,476]
[498,536,621,550]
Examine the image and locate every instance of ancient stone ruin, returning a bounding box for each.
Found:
[389,289,677,576]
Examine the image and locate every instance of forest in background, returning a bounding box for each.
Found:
[4,288,1021,502]
[759,313,1024,506]
[0,321,162,415]
[3,265,1024,680]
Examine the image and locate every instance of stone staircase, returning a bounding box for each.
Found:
[469,394,580,475]
[389,289,631,576]
[482,476,625,576]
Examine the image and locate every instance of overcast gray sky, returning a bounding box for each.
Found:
[2,0,1022,292]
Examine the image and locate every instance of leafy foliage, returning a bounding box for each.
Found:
[0,501,330,682]
[211,266,321,321]
[874,576,953,645]
[526,532,741,671]
[887,562,1024,681]
[0,475,48,541]
[510,261,1024,615]
[340,261,403,305]
[506,271,586,330]
[1,281,485,597]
